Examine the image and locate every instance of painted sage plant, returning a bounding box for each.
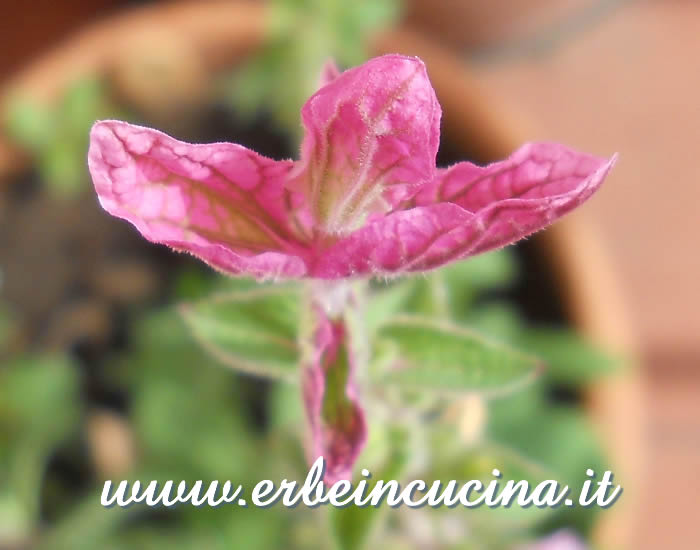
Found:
[88,55,615,483]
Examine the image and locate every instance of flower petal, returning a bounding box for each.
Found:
[311,203,472,278]
[296,54,441,233]
[88,120,310,279]
[302,307,367,482]
[410,142,615,218]
[313,146,614,278]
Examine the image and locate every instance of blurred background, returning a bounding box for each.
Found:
[0,1,698,549]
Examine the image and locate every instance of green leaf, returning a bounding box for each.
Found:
[178,286,301,381]
[4,96,55,149]
[462,302,523,344]
[441,249,517,295]
[330,427,409,550]
[375,316,541,396]
[38,140,86,196]
[365,250,517,329]
[0,355,80,442]
[488,389,609,535]
[59,78,108,135]
[134,376,257,480]
[366,278,418,334]
[427,436,559,531]
[411,249,518,318]
[35,494,133,550]
[122,311,260,480]
[0,355,81,532]
[173,269,261,301]
[517,327,620,385]
[5,76,125,198]
[268,379,304,431]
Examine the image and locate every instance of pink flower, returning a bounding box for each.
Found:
[88,55,616,481]
[88,54,615,281]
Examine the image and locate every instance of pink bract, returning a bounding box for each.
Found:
[302,306,367,483]
[88,54,616,281]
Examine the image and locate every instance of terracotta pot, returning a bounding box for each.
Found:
[0,1,643,547]
[403,0,611,52]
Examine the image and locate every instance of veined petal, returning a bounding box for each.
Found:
[311,203,473,278]
[302,306,367,482]
[410,142,615,217]
[348,143,615,273]
[296,54,441,233]
[88,120,310,279]
[313,143,614,278]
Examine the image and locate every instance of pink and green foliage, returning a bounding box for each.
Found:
[88,54,615,484]
[302,301,366,483]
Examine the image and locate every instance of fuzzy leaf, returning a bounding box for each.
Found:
[375,316,541,396]
[517,327,619,385]
[178,286,300,380]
